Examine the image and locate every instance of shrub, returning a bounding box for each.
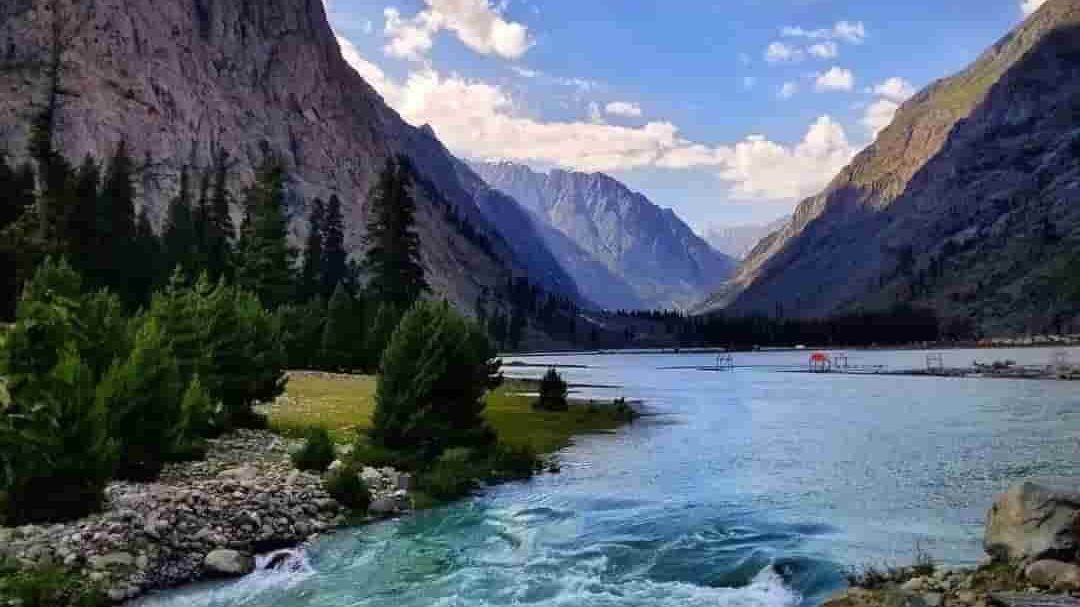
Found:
[1,350,114,524]
[96,316,183,481]
[369,300,501,462]
[535,368,568,412]
[487,442,540,481]
[325,462,371,512]
[292,427,337,472]
[150,277,286,431]
[179,374,221,441]
[350,440,421,471]
[417,448,481,501]
[0,262,115,524]
[0,561,105,607]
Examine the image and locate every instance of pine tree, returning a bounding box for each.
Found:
[164,167,200,276]
[365,303,400,373]
[0,158,37,320]
[235,159,296,308]
[370,300,500,460]
[94,141,137,300]
[278,297,326,370]
[300,197,325,301]
[321,283,363,371]
[364,156,427,310]
[68,155,101,272]
[321,194,348,299]
[205,152,235,281]
[131,208,162,305]
[96,316,183,481]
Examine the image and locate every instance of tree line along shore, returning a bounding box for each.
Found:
[0,88,637,605]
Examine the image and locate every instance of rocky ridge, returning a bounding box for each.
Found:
[0,0,578,312]
[708,0,1080,335]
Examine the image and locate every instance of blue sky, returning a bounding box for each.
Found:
[324,0,1045,232]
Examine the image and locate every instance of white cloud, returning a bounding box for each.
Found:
[337,36,858,201]
[605,101,643,118]
[814,67,854,92]
[859,77,917,137]
[1021,0,1049,15]
[861,98,900,136]
[511,65,539,78]
[779,82,798,99]
[871,77,916,103]
[383,0,531,61]
[783,21,867,44]
[765,41,802,63]
[808,41,838,59]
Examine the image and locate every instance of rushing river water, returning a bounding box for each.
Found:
[136,347,1080,607]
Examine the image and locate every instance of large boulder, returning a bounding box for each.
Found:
[1024,559,1080,591]
[203,549,255,578]
[984,482,1080,563]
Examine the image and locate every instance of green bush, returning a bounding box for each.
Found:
[325,462,371,512]
[0,561,105,607]
[417,448,481,500]
[349,440,422,471]
[149,276,286,430]
[96,316,183,481]
[488,442,540,481]
[535,368,568,412]
[292,427,337,472]
[0,262,115,524]
[179,374,221,442]
[369,300,501,462]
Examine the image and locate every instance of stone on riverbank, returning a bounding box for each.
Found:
[985,482,1080,564]
[1024,560,1080,591]
[204,549,255,577]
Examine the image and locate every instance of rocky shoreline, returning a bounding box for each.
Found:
[0,430,411,604]
[827,482,1080,607]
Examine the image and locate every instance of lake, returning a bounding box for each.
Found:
[135,347,1080,607]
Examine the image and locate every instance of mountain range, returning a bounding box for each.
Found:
[0,0,577,314]
[473,162,736,310]
[704,0,1080,336]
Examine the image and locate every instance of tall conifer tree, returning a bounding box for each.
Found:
[164,167,199,275]
[321,194,348,299]
[364,156,427,310]
[300,197,325,301]
[235,159,296,308]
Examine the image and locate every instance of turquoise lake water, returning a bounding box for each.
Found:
[135,348,1080,607]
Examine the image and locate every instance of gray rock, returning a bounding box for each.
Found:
[203,549,255,578]
[393,472,415,492]
[984,482,1080,563]
[217,466,260,482]
[89,551,135,570]
[1024,559,1080,591]
[369,497,398,516]
[922,592,943,607]
[902,577,930,593]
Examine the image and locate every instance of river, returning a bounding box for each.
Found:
[135,347,1080,607]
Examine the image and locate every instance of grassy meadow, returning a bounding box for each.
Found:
[268,372,632,454]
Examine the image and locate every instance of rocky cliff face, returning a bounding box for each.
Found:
[709,0,1080,335]
[0,0,578,309]
[473,161,736,310]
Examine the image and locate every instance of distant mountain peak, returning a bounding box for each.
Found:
[473,160,735,310]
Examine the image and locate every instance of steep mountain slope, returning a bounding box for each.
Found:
[711,0,1080,335]
[705,217,790,260]
[473,161,736,310]
[0,0,578,310]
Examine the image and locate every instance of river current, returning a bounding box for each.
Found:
[135,347,1080,607]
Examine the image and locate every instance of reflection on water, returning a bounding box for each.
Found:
[135,348,1080,607]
